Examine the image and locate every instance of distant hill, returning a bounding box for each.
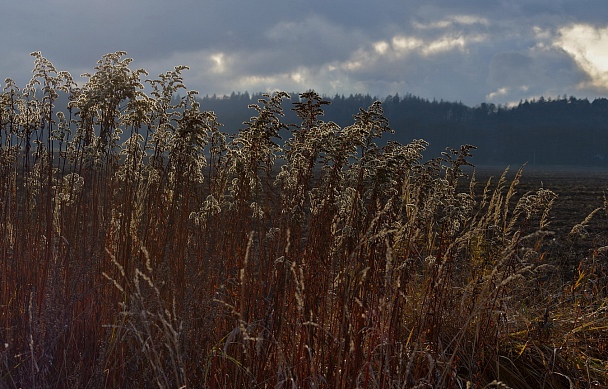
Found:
[198,92,608,167]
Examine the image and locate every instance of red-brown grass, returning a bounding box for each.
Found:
[0,52,606,388]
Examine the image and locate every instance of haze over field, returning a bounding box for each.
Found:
[2,1,608,106]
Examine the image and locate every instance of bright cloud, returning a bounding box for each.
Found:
[392,36,425,54]
[422,36,466,56]
[210,53,227,74]
[413,14,490,30]
[555,24,608,91]
[374,41,390,55]
[486,87,509,100]
[486,85,530,103]
[341,31,485,73]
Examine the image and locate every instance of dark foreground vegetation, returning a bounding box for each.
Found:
[0,52,607,388]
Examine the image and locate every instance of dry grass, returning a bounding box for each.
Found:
[0,52,606,388]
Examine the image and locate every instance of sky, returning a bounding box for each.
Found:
[2,0,608,107]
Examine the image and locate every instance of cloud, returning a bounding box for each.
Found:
[1,1,606,107]
[340,28,487,73]
[412,14,490,30]
[555,23,608,91]
[487,52,535,87]
[486,87,510,101]
[485,46,586,104]
[132,11,492,101]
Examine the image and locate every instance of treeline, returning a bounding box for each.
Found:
[198,92,608,166]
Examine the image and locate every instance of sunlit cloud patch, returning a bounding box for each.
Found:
[555,23,608,91]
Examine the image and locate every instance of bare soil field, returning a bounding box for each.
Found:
[474,166,607,229]
[472,165,608,278]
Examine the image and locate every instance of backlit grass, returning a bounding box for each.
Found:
[0,52,606,388]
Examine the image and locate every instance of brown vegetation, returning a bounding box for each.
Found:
[0,52,606,388]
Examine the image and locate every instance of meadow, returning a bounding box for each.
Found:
[0,52,607,388]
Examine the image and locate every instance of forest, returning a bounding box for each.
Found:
[199,92,608,166]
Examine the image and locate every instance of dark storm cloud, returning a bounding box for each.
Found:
[1,1,607,105]
[488,52,537,87]
[485,49,587,102]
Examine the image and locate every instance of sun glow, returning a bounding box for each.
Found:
[210,52,226,74]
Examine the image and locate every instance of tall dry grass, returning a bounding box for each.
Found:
[0,52,606,388]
